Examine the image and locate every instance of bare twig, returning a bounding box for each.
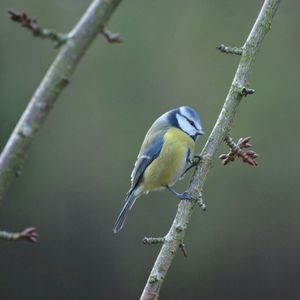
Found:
[0,227,38,243]
[101,29,123,43]
[8,9,67,47]
[217,44,243,55]
[143,237,165,245]
[140,1,280,299]
[219,136,259,166]
[143,237,187,258]
[179,243,188,258]
[0,0,123,202]
[240,87,255,96]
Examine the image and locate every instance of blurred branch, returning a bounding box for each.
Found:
[8,9,67,47]
[0,227,38,243]
[0,0,122,202]
[140,1,280,299]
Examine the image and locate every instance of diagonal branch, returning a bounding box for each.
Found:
[0,0,123,202]
[140,1,281,299]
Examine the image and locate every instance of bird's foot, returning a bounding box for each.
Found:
[182,154,203,178]
[177,191,193,200]
[166,186,193,200]
[193,154,202,162]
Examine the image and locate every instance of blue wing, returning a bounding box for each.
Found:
[130,134,164,190]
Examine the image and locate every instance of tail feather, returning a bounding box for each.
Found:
[113,191,136,234]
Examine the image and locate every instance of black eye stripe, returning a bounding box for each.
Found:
[181,114,196,129]
[175,111,198,132]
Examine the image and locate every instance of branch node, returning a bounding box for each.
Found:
[217,44,243,55]
[8,9,67,47]
[179,243,188,258]
[101,29,123,43]
[233,84,255,97]
[149,275,160,283]
[15,168,22,177]
[175,226,183,233]
[219,136,258,166]
[143,237,165,245]
[192,189,207,211]
[197,196,207,211]
[18,124,34,138]
[241,87,255,96]
[0,227,38,243]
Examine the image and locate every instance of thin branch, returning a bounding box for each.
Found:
[8,9,67,47]
[140,1,280,299]
[0,0,123,202]
[219,136,259,166]
[0,227,38,243]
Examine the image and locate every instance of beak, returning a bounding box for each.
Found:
[193,130,204,140]
[197,129,205,135]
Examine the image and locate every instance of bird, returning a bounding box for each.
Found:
[113,106,204,233]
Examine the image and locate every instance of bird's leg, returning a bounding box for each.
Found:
[182,154,202,176]
[166,186,193,200]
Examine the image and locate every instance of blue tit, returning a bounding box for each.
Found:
[113,106,204,233]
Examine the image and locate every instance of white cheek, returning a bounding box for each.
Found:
[176,114,197,136]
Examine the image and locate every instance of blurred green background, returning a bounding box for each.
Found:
[0,1,299,299]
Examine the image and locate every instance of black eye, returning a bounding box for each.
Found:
[188,119,195,127]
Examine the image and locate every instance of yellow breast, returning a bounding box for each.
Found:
[142,127,195,191]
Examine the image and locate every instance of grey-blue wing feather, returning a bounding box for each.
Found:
[130,134,164,190]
